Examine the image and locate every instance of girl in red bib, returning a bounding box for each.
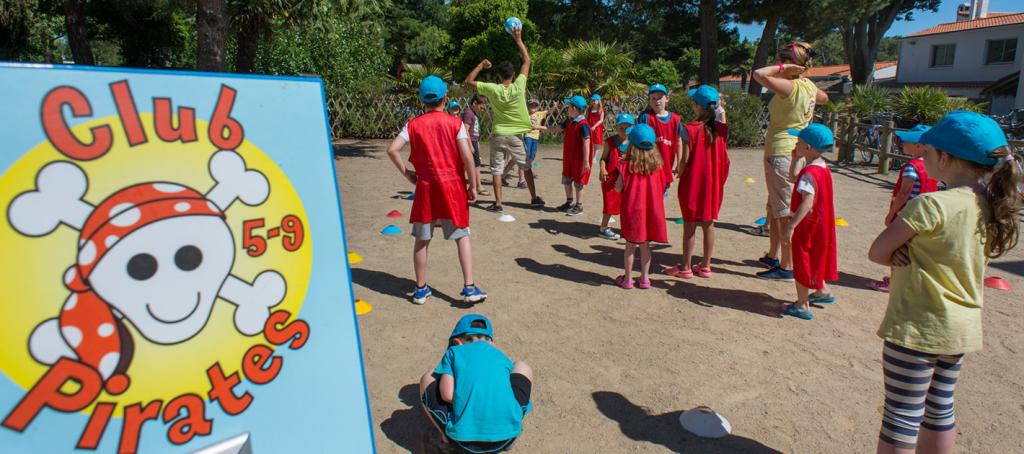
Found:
[559,95,592,216]
[588,94,606,163]
[638,83,682,192]
[667,85,730,279]
[614,124,666,289]
[782,123,838,320]
[597,113,635,240]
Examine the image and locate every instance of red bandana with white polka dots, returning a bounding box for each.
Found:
[60,183,223,379]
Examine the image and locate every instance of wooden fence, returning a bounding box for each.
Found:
[818,112,910,175]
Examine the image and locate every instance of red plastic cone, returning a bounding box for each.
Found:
[984,276,1013,291]
[386,210,402,218]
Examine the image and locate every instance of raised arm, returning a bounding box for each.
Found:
[464,59,492,89]
[752,63,805,98]
[513,28,530,78]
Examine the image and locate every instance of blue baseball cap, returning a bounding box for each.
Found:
[788,123,834,152]
[648,83,668,95]
[687,85,720,109]
[447,101,460,110]
[894,124,931,144]
[450,314,494,340]
[628,124,656,150]
[564,95,587,110]
[919,111,1007,166]
[616,112,635,125]
[591,93,602,101]
[419,75,447,103]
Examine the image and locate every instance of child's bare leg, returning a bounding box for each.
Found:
[512,361,534,382]
[623,243,636,280]
[517,165,525,184]
[503,160,515,181]
[564,183,573,201]
[525,168,539,199]
[419,371,448,441]
[639,243,652,281]
[454,236,473,287]
[875,439,914,454]
[812,283,832,298]
[915,427,956,454]
[492,174,503,205]
[779,216,793,268]
[701,222,715,267]
[574,185,584,205]
[767,214,781,259]
[600,214,611,230]
[795,282,810,310]
[682,222,697,268]
[475,167,484,192]
[414,238,431,287]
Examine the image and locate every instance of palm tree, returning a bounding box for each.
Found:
[557,40,640,99]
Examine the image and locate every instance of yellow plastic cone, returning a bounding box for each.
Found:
[355,299,373,315]
[835,217,849,226]
[348,251,363,264]
[743,177,755,183]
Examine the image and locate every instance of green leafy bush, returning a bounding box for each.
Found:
[848,85,892,118]
[637,58,681,90]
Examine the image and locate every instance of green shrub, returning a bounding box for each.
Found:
[893,86,947,124]
[721,88,764,147]
[848,85,892,118]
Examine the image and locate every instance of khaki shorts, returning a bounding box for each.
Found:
[764,155,794,218]
[490,134,528,174]
[411,220,469,241]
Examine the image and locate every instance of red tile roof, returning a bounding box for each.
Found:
[905,12,1024,38]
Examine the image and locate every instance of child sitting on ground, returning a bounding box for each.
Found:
[781,123,838,320]
[868,124,939,292]
[558,95,592,216]
[868,111,1021,453]
[615,124,667,289]
[420,314,534,453]
[597,113,634,240]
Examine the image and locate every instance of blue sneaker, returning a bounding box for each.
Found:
[758,255,780,268]
[756,266,794,282]
[412,284,432,305]
[810,293,836,304]
[460,284,487,304]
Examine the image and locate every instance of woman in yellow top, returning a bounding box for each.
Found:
[751,42,829,281]
[869,111,1022,454]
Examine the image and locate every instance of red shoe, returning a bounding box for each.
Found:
[693,264,713,278]
[665,264,693,279]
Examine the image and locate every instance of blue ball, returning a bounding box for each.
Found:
[504,17,522,35]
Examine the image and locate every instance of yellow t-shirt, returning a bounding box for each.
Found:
[765,78,817,157]
[476,75,532,136]
[526,110,548,140]
[877,188,988,355]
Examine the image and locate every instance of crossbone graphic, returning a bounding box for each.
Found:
[7,150,285,380]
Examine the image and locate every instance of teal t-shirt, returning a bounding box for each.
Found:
[434,341,528,441]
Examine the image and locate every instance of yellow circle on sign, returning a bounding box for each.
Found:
[0,116,312,415]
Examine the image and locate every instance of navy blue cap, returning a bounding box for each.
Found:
[628,124,657,150]
[616,112,635,125]
[450,314,493,339]
[894,124,931,144]
[788,123,834,152]
[687,85,720,109]
[419,75,448,103]
[648,83,668,95]
[564,95,587,110]
[919,111,1007,166]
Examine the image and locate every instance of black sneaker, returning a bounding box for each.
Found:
[756,266,794,282]
[556,201,574,211]
[567,204,583,216]
[530,197,546,208]
[484,202,503,212]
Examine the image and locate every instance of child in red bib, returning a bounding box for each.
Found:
[782,123,837,320]
[614,124,667,290]
[559,95,592,216]
[869,124,939,292]
[597,113,635,240]
[667,85,730,279]
[588,94,606,160]
[385,76,487,305]
[638,83,682,192]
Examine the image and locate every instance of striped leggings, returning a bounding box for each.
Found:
[879,341,964,449]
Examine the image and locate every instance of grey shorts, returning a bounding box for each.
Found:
[560,176,584,190]
[411,220,470,241]
[764,155,795,218]
[490,134,528,174]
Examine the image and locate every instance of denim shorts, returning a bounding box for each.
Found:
[524,137,539,163]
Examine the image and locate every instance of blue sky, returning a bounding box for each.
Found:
[734,0,1022,41]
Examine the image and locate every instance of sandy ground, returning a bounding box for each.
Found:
[334,140,1024,454]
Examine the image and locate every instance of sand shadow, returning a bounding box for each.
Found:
[528,219,598,239]
[830,164,895,191]
[556,244,676,271]
[350,268,472,308]
[832,271,876,291]
[658,279,785,318]
[592,391,782,454]
[333,141,380,158]
[990,260,1024,278]
[379,383,426,453]
[515,257,609,287]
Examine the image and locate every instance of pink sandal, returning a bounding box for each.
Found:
[637,277,652,289]
[693,264,713,278]
[867,276,890,293]
[615,275,635,289]
[665,264,693,279]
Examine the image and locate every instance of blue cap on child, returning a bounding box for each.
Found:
[447,101,460,110]
[616,112,635,125]
[564,95,588,110]
[648,83,668,95]
[894,124,930,144]
[450,314,494,340]
[687,85,720,109]
[591,93,602,101]
[788,123,834,152]
[919,111,1007,166]
[418,75,448,103]
[628,124,657,150]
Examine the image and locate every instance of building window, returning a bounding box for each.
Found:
[986,38,1017,64]
[930,44,955,67]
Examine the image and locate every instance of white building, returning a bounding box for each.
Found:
[892,1,1023,113]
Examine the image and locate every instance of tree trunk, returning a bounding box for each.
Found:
[63,0,93,65]
[233,17,262,73]
[747,13,778,95]
[741,70,748,91]
[698,0,719,85]
[196,0,227,71]
[843,0,907,85]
